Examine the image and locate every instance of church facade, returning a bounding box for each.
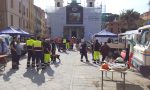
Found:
[47,0,102,40]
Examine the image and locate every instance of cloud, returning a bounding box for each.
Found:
[34,0,48,10]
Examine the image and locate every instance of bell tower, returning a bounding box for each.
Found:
[54,0,64,7]
[86,0,95,7]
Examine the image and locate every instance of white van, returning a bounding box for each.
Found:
[132,25,150,76]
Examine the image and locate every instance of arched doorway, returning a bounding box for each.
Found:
[63,26,84,39]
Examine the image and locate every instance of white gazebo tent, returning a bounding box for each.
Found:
[93,29,118,43]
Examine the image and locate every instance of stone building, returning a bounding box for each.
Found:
[47,0,102,40]
[0,0,34,33]
[34,5,46,36]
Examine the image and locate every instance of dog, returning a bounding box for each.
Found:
[51,54,60,60]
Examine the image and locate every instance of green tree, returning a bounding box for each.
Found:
[119,9,140,30]
[102,13,119,22]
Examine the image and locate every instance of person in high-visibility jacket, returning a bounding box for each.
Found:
[33,37,44,71]
[93,40,101,64]
[62,38,66,52]
[66,39,70,50]
[26,36,35,68]
[43,39,51,68]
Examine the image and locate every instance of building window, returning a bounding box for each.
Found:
[26,21,28,29]
[89,2,93,7]
[23,20,25,28]
[19,2,21,13]
[10,15,13,26]
[26,8,28,17]
[23,5,25,15]
[19,18,21,27]
[11,0,13,8]
[57,2,60,7]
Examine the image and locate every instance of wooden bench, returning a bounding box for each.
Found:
[0,55,8,71]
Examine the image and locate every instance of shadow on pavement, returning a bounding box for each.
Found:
[135,72,150,80]
[116,83,144,90]
[23,67,54,86]
[82,62,98,67]
[32,70,45,86]
[104,79,123,83]
[3,69,17,81]
[45,66,54,76]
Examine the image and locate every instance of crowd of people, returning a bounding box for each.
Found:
[79,39,111,64]
[9,36,76,71]
[8,36,116,71]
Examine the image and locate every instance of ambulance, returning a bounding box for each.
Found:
[132,25,150,76]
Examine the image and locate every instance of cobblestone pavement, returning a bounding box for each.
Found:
[0,50,150,90]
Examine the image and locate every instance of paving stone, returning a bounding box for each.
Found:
[0,50,150,90]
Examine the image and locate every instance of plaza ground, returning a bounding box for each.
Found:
[0,50,150,90]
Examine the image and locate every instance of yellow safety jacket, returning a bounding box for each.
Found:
[33,40,42,51]
[63,39,66,43]
[26,39,34,50]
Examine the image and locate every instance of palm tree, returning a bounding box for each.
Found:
[119,9,140,30]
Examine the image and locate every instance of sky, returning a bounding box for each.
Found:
[34,0,149,14]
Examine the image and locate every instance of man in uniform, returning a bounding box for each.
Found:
[93,40,101,64]
[33,37,44,71]
[26,36,35,68]
[63,38,66,52]
[43,39,51,68]
[80,41,89,62]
